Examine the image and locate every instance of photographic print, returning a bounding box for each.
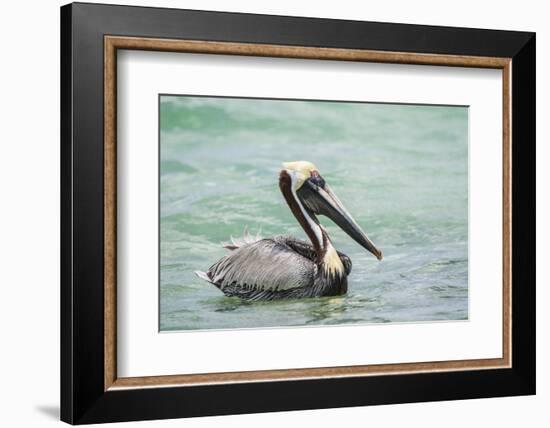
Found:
[159,95,468,331]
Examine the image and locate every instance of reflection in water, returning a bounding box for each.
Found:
[159,96,469,331]
[212,297,250,313]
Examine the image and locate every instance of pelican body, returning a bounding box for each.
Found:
[195,161,382,301]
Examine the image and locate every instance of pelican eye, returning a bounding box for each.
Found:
[309,170,326,189]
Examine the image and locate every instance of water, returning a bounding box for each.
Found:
[159,95,468,331]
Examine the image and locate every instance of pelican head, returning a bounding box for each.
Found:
[281,161,383,261]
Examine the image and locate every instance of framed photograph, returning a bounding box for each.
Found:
[60,2,535,424]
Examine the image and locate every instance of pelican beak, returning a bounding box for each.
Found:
[297,179,383,260]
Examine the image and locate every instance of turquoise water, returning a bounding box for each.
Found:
[159,95,468,331]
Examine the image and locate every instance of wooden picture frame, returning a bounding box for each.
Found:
[61,2,535,424]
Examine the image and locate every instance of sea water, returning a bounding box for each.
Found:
[159,95,468,331]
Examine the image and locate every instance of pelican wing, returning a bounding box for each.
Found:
[283,238,318,261]
[203,237,315,293]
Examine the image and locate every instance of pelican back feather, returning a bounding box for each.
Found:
[197,237,319,300]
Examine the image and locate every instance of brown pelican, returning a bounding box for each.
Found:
[195,161,382,300]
